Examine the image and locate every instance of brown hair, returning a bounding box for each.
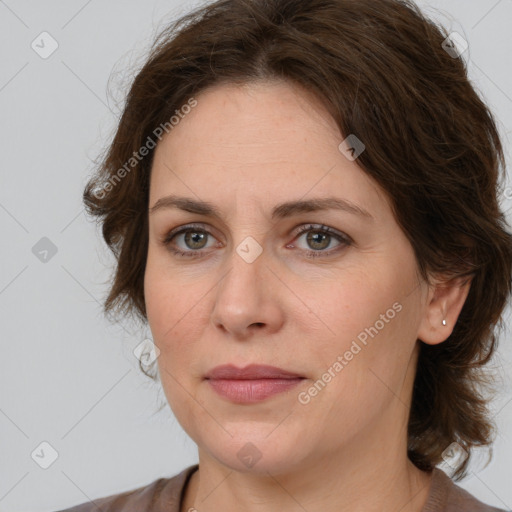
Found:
[83,0,512,480]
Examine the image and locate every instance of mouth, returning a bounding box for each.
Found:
[205,364,305,403]
[205,363,304,380]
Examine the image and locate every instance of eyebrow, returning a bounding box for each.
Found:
[149,195,373,220]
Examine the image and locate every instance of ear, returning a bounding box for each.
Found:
[417,275,472,345]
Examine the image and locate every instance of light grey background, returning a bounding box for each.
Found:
[0,1,511,511]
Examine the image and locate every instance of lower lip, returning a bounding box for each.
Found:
[207,378,304,403]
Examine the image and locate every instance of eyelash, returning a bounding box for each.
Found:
[161,223,352,260]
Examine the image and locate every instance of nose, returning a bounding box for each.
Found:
[210,243,284,340]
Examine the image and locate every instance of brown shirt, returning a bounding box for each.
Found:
[55,464,509,512]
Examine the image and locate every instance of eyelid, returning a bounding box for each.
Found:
[162,222,219,243]
[291,223,352,243]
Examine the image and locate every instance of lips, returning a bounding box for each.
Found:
[205,364,305,403]
[205,364,304,380]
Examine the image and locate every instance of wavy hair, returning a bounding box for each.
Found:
[83,0,512,480]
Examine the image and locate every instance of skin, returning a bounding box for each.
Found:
[144,80,471,512]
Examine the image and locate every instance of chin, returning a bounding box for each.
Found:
[200,433,309,475]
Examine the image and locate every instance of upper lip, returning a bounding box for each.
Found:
[205,364,304,380]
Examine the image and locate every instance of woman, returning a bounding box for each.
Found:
[58,0,512,511]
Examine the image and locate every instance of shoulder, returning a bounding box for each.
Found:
[54,464,199,512]
[423,468,510,512]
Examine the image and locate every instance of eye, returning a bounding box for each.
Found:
[289,224,352,258]
[161,224,219,258]
[161,223,352,259]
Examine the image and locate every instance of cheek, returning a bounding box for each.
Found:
[144,266,204,417]
[307,260,419,378]
[301,269,395,344]
[144,258,208,369]
[145,248,188,335]
[144,265,170,338]
[298,276,418,438]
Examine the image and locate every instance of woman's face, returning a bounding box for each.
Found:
[145,80,432,475]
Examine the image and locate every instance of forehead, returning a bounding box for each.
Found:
[149,81,390,220]
[157,80,341,157]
